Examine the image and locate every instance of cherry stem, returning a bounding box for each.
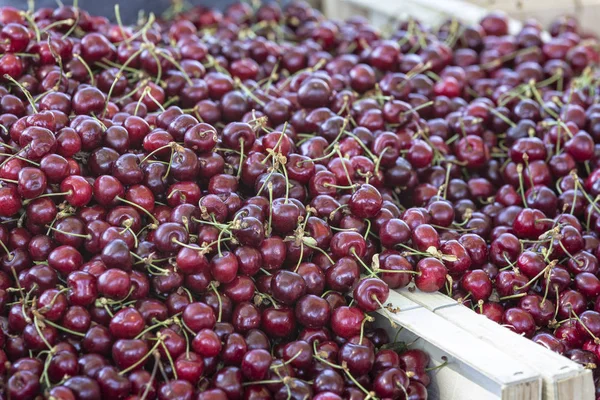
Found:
[42,317,86,337]
[281,167,292,203]
[300,242,332,264]
[540,263,553,305]
[235,78,266,107]
[343,364,374,399]
[160,340,178,379]
[335,149,355,192]
[426,358,449,371]
[489,107,516,128]
[255,291,279,309]
[102,49,145,117]
[171,238,196,250]
[371,294,398,328]
[396,243,430,258]
[125,13,156,45]
[42,18,75,33]
[158,52,193,86]
[119,338,163,375]
[280,350,303,367]
[323,182,357,190]
[209,282,223,322]
[242,379,283,387]
[571,309,600,344]
[515,263,554,291]
[33,316,54,351]
[498,292,528,301]
[140,353,160,400]
[324,120,349,153]
[19,11,41,42]
[24,191,72,206]
[45,225,91,240]
[359,315,369,345]
[571,172,600,216]
[236,139,245,179]
[40,351,52,388]
[146,89,166,112]
[344,131,377,160]
[3,75,37,113]
[73,54,95,86]
[116,196,159,225]
[373,147,389,177]
[140,142,179,164]
[516,164,529,208]
[373,269,419,275]
[265,182,274,237]
[39,287,69,314]
[130,252,170,275]
[0,239,11,259]
[135,315,178,339]
[113,4,129,44]
[552,290,560,323]
[190,217,229,230]
[400,100,434,117]
[293,243,304,273]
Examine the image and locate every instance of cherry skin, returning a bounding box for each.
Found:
[330,306,364,339]
[353,278,390,312]
[271,270,307,305]
[503,308,536,338]
[349,184,383,218]
[461,269,492,301]
[109,308,145,339]
[182,302,216,332]
[415,258,447,292]
[241,349,272,381]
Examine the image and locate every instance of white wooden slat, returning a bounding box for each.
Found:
[378,290,542,399]
[374,314,503,400]
[323,0,555,41]
[399,286,595,400]
[341,0,524,34]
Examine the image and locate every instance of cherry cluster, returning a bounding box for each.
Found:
[0,0,598,399]
[0,2,447,400]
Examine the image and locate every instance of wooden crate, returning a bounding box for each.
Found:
[376,290,542,399]
[398,286,595,400]
[322,0,526,34]
[456,0,600,35]
[323,0,600,36]
[317,0,595,396]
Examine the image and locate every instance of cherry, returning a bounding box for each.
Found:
[210,251,239,284]
[372,367,410,398]
[338,342,375,376]
[415,258,447,292]
[261,307,296,338]
[490,233,521,267]
[192,329,222,358]
[271,270,307,305]
[183,302,216,332]
[213,367,243,400]
[0,184,20,217]
[503,308,536,338]
[109,308,144,339]
[63,376,102,400]
[241,349,272,381]
[461,269,492,301]
[353,278,389,312]
[518,294,555,326]
[8,370,40,400]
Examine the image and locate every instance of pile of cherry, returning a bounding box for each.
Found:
[0,0,599,399]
